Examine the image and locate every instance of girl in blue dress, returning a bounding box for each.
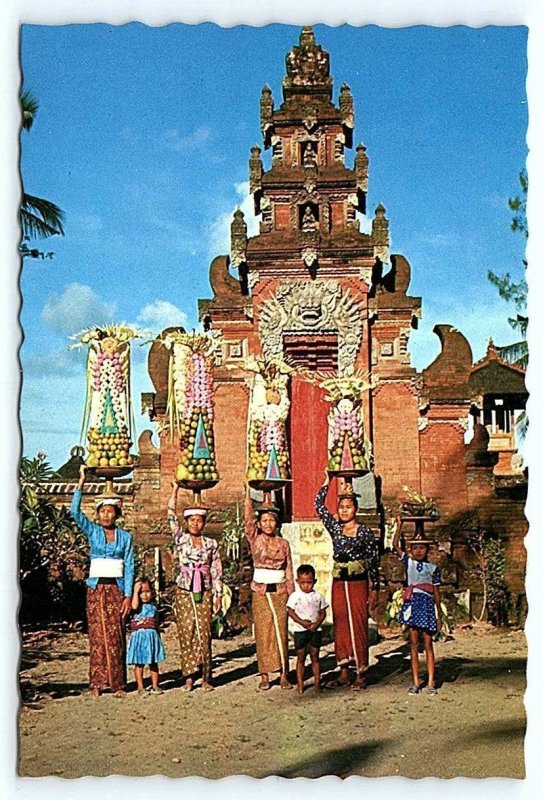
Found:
[127,578,165,695]
[393,528,443,695]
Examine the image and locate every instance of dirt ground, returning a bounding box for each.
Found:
[18,621,526,780]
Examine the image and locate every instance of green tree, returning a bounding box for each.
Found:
[487,170,527,368]
[20,453,87,621]
[20,90,65,259]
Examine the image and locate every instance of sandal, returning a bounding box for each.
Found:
[201,683,214,693]
[408,685,420,695]
[280,679,293,690]
[351,677,367,691]
[257,679,271,692]
[325,675,350,689]
[426,686,438,696]
[149,687,164,695]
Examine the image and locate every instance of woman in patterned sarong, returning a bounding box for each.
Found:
[168,483,223,692]
[71,465,134,697]
[315,472,380,690]
[245,490,294,691]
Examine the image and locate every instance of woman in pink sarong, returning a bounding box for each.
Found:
[168,483,223,692]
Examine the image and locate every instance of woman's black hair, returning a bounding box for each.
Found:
[338,495,359,510]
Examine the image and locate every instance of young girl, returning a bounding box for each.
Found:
[127,578,165,695]
[393,528,442,695]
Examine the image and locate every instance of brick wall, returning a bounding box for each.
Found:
[372,381,421,501]
[420,422,468,518]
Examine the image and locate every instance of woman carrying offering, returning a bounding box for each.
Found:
[71,465,134,697]
[315,472,380,690]
[168,482,223,692]
[245,488,295,691]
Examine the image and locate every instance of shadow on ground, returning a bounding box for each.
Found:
[275,737,393,778]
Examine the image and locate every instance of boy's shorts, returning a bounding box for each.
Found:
[294,629,322,651]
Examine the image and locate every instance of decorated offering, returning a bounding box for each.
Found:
[163,331,220,491]
[401,486,440,520]
[244,357,291,491]
[311,369,373,476]
[71,325,144,477]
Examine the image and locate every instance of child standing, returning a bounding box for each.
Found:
[393,528,442,695]
[127,578,165,695]
[287,565,328,694]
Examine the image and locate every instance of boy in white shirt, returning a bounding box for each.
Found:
[287,564,328,694]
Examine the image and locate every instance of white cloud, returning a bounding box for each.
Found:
[207,181,259,257]
[23,347,80,378]
[72,211,104,232]
[41,283,117,335]
[137,299,189,333]
[162,125,212,152]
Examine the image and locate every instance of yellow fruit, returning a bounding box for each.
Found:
[176,464,190,481]
[109,458,118,467]
[99,458,109,467]
[119,458,127,466]
[87,456,98,468]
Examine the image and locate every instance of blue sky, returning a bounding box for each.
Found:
[19,23,528,468]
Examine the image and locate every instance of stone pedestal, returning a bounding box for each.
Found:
[282,520,333,622]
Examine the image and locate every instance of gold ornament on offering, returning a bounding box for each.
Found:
[163,331,221,495]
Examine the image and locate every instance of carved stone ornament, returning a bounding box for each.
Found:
[359,267,373,287]
[302,245,318,267]
[339,83,354,129]
[247,270,261,290]
[259,279,363,373]
[260,85,274,133]
[303,110,318,131]
[249,145,263,194]
[355,144,369,193]
[283,27,332,92]
[230,209,248,268]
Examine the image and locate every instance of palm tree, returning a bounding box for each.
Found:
[488,170,527,369]
[20,90,65,249]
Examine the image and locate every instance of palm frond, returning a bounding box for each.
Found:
[496,340,528,369]
[20,89,39,131]
[21,193,65,239]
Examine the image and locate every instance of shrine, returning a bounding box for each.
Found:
[49,28,527,622]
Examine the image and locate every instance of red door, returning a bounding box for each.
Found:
[288,377,337,520]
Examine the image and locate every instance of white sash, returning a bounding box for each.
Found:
[253,567,285,584]
[89,558,124,578]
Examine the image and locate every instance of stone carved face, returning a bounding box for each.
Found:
[259,280,363,374]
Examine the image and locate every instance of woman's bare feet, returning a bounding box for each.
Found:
[112,689,127,697]
[201,681,214,692]
[183,677,194,692]
[280,674,293,690]
[91,687,101,698]
[351,673,366,691]
[258,675,271,691]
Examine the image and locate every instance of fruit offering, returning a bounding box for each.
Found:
[327,396,369,473]
[163,332,220,486]
[299,368,374,476]
[245,358,291,485]
[70,325,145,470]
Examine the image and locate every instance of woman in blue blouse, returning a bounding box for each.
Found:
[315,472,380,690]
[71,465,134,696]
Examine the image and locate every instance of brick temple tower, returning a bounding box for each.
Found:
[195,26,424,527]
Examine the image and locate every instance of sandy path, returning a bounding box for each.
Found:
[18,623,526,779]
